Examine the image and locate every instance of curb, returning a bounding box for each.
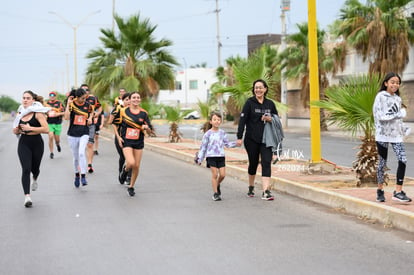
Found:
[145,140,414,233]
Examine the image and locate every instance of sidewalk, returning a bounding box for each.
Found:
[102,120,414,233]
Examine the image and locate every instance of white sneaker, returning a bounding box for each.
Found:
[31,179,38,191]
[24,196,32,208]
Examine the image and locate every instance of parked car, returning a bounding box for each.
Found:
[184,110,200,120]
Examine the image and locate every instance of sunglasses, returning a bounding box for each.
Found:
[49,94,56,97]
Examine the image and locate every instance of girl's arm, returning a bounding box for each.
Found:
[197,131,210,163]
[223,131,237,148]
[375,96,405,121]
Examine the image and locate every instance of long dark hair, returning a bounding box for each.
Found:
[380,72,401,96]
[207,111,222,130]
[251,79,269,96]
[23,90,42,103]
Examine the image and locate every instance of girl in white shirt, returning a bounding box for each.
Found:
[195,112,237,201]
[373,72,411,203]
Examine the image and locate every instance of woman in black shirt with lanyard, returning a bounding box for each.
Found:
[64,88,93,188]
[115,92,153,197]
[236,79,278,201]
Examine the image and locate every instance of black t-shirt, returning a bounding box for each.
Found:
[46,100,64,124]
[67,101,92,137]
[237,96,278,143]
[117,107,152,146]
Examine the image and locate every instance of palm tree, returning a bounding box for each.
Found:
[85,14,179,100]
[335,0,414,75]
[140,99,163,137]
[163,106,189,143]
[197,100,212,133]
[213,45,285,124]
[278,23,347,131]
[312,74,383,185]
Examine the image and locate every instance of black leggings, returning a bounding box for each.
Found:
[244,137,272,177]
[114,136,125,173]
[376,141,407,185]
[18,135,44,195]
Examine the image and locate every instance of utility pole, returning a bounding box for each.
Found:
[215,0,224,119]
[308,0,322,163]
[280,1,290,128]
[112,0,115,32]
[215,0,222,67]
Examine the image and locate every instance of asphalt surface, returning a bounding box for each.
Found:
[1,120,414,275]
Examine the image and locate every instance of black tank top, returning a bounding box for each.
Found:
[19,113,41,134]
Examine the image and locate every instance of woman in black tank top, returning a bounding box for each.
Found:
[12,91,49,207]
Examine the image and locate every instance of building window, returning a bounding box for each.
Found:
[189,80,198,90]
[175,81,182,90]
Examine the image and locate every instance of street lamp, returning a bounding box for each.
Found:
[49,10,101,87]
[280,0,290,128]
[182,58,188,107]
[50,43,70,92]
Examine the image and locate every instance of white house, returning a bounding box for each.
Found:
[156,68,218,108]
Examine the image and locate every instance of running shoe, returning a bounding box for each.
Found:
[56,144,61,152]
[262,190,274,201]
[127,187,135,197]
[50,153,54,159]
[376,189,385,202]
[119,164,129,184]
[74,177,80,188]
[94,150,99,155]
[212,193,221,201]
[31,179,38,191]
[392,191,412,202]
[81,177,88,186]
[88,164,94,174]
[125,175,131,185]
[24,196,32,208]
[247,186,255,197]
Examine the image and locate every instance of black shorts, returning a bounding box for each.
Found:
[206,157,225,168]
[123,140,144,150]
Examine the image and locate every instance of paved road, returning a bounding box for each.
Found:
[1,121,414,275]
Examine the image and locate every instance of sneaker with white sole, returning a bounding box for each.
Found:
[212,192,221,201]
[376,189,385,202]
[262,190,274,201]
[31,179,38,191]
[247,186,255,197]
[24,195,32,208]
[392,191,412,202]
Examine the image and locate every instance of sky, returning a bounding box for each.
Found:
[0,0,346,101]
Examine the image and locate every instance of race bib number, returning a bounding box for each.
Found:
[126,127,140,140]
[74,115,86,126]
[48,111,56,117]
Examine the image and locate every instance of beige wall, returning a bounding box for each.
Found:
[286,80,414,121]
